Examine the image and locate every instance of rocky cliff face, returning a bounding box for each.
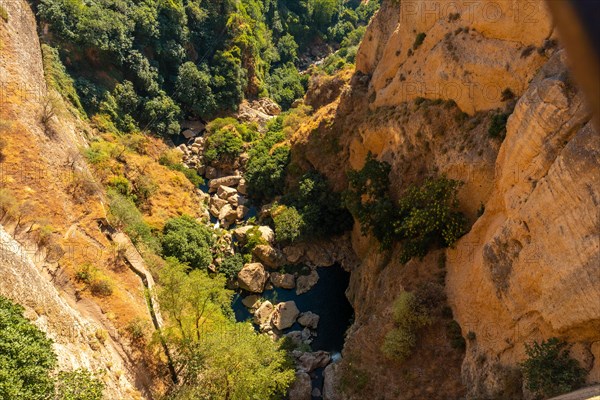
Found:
[0,1,153,397]
[292,0,599,398]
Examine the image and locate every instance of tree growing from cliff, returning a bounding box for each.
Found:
[520,338,587,398]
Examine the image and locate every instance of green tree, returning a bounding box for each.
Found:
[520,338,587,398]
[0,296,57,400]
[273,205,305,244]
[157,259,294,399]
[267,62,305,110]
[142,91,181,136]
[161,215,214,269]
[175,62,217,118]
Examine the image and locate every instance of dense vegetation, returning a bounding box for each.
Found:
[36,0,379,136]
[0,296,104,400]
[161,215,215,269]
[520,338,587,398]
[158,259,294,399]
[345,153,466,261]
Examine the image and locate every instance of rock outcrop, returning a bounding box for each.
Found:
[237,263,268,293]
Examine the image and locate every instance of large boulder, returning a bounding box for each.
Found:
[242,294,260,309]
[237,205,249,220]
[252,244,285,269]
[297,351,331,372]
[209,175,242,190]
[296,270,319,295]
[283,246,304,264]
[237,178,248,195]
[233,225,274,244]
[237,263,268,293]
[217,185,237,200]
[271,301,300,330]
[298,312,320,329]
[323,363,341,400]
[288,372,311,400]
[218,204,238,228]
[253,300,274,328]
[205,166,218,179]
[270,272,295,290]
[209,195,228,218]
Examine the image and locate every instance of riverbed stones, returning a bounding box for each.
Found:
[209,195,228,218]
[237,205,249,220]
[296,351,331,373]
[232,225,274,244]
[252,244,285,269]
[288,372,311,400]
[285,330,303,346]
[271,301,299,330]
[217,185,237,199]
[237,263,268,293]
[205,166,218,179]
[242,294,260,309]
[270,272,295,289]
[218,204,238,228]
[296,269,319,295]
[208,175,242,190]
[283,246,303,264]
[253,300,274,328]
[237,178,248,195]
[298,311,320,329]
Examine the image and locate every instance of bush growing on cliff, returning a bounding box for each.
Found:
[203,119,246,165]
[394,177,466,263]
[55,369,104,400]
[346,154,466,260]
[245,117,290,201]
[345,153,396,247]
[381,291,432,362]
[161,215,214,270]
[520,338,587,398]
[0,296,57,399]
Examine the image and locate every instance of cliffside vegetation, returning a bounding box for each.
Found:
[0,296,104,400]
[345,153,466,261]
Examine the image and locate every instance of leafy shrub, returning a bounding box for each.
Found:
[219,253,244,280]
[175,62,217,118]
[0,188,17,221]
[273,206,305,244]
[413,32,426,49]
[107,190,160,252]
[90,278,113,297]
[161,215,214,269]
[345,153,396,247]
[0,296,57,399]
[55,369,104,400]
[41,44,85,115]
[75,264,95,284]
[244,117,290,201]
[520,338,587,398]
[203,120,245,165]
[106,176,133,198]
[267,63,306,110]
[158,151,204,187]
[282,171,353,241]
[394,177,466,263]
[381,291,431,362]
[488,112,509,138]
[142,91,181,136]
[126,319,146,343]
